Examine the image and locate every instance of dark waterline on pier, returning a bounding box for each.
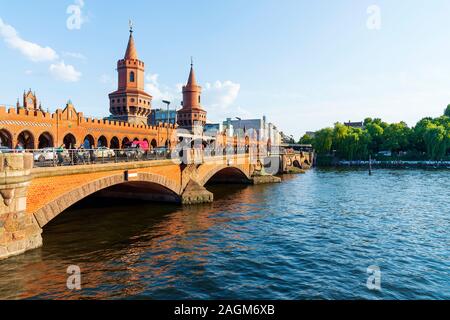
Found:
[0,169,448,299]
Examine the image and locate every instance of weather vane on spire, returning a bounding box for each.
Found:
[129,19,134,33]
[191,56,194,67]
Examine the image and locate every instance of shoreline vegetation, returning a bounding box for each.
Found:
[299,106,450,168]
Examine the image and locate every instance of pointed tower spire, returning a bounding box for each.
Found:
[187,56,197,86]
[124,21,138,60]
[178,59,207,133]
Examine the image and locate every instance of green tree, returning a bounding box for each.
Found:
[332,123,350,158]
[312,128,333,155]
[381,122,411,154]
[445,104,450,117]
[311,114,449,160]
[423,123,448,160]
[365,121,384,154]
[298,134,313,145]
[411,118,433,154]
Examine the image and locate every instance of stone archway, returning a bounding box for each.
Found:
[121,137,130,148]
[38,132,54,149]
[63,133,76,149]
[83,135,95,149]
[110,137,120,149]
[293,160,302,169]
[98,135,108,148]
[0,129,13,148]
[17,130,35,149]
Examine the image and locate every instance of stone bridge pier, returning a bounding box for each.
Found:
[0,154,42,259]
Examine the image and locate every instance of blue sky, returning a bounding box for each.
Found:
[1,0,450,138]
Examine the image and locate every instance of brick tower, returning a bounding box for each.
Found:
[177,60,207,134]
[109,24,152,125]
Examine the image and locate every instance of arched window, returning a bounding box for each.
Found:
[130,71,135,83]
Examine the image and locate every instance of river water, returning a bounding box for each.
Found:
[0,169,448,300]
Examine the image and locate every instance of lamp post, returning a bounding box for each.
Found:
[235,117,242,154]
[162,100,171,150]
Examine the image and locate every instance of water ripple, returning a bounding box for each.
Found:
[0,169,448,300]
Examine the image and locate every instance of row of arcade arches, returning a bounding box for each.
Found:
[0,129,161,150]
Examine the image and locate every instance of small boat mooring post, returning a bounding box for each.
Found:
[369,154,373,176]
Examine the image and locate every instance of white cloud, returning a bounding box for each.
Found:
[62,51,86,60]
[145,73,179,104]
[49,61,82,82]
[0,18,58,62]
[203,80,241,110]
[142,72,244,121]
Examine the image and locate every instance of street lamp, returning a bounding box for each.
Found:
[235,117,242,154]
[162,100,171,149]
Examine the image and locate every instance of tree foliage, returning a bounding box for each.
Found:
[304,107,450,160]
[445,105,450,117]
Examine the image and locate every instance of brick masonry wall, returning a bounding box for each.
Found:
[0,104,176,149]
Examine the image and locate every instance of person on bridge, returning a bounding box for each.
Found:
[56,145,65,166]
[89,148,96,164]
[15,142,24,150]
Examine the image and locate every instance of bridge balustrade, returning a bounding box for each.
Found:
[0,147,266,168]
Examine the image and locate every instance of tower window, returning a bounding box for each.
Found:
[130,72,135,83]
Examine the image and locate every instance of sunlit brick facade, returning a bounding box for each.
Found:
[0,28,175,150]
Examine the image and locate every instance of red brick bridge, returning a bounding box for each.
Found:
[0,151,295,259]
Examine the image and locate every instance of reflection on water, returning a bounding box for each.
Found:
[0,169,449,300]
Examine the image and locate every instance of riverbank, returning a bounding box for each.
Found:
[334,160,450,169]
[315,155,450,168]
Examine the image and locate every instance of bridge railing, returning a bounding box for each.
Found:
[0,148,173,168]
[0,147,264,168]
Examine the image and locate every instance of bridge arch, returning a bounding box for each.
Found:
[33,172,181,228]
[293,160,302,169]
[197,164,251,187]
